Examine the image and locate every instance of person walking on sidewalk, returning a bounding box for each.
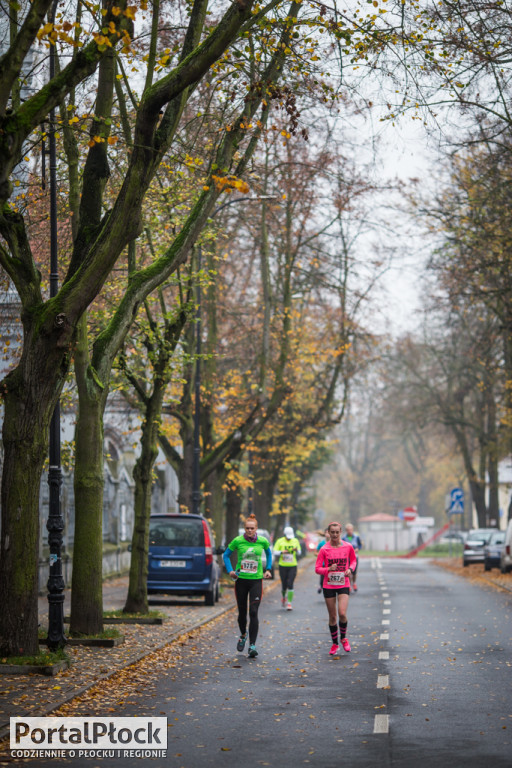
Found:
[342,523,363,592]
[223,513,272,658]
[274,526,301,610]
[315,522,357,655]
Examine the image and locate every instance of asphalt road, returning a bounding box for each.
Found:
[13,558,512,767]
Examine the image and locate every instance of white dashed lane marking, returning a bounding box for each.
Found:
[374,714,389,733]
[374,561,390,736]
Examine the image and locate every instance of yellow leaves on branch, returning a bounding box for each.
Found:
[36,21,81,47]
[211,175,250,194]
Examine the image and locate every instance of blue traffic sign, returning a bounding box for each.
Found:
[449,487,464,515]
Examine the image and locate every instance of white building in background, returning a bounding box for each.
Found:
[358,512,421,552]
[0,287,180,589]
[492,457,512,530]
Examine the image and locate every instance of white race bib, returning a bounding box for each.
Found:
[327,571,345,585]
[281,552,294,563]
[240,558,258,574]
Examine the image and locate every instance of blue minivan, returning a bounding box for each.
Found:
[147,513,222,605]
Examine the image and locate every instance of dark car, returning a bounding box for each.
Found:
[462,528,496,567]
[147,513,222,605]
[483,530,505,571]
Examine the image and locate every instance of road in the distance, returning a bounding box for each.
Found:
[26,557,512,768]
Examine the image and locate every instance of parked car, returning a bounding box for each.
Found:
[147,513,223,605]
[500,519,512,574]
[462,528,496,567]
[483,530,506,571]
[237,528,275,578]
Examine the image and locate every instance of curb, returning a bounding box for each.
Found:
[0,599,236,744]
[0,556,313,744]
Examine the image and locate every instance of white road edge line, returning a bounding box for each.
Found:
[377,674,389,688]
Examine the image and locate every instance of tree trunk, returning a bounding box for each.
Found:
[0,394,46,655]
[486,385,500,527]
[69,370,107,635]
[0,332,71,656]
[124,387,164,614]
[177,434,194,513]
[204,467,225,543]
[252,459,279,530]
[469,477,487,528]
[225,482,242,545]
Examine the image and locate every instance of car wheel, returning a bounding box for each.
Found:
[463,559,468,567]
[484,562,491,571]
[204,589,215,606]
[215,581,220,602]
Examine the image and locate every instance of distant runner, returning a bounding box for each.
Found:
[222,513,272,658]
[342,523,363,592]
[315,522,357,655]
[273,526,301,610]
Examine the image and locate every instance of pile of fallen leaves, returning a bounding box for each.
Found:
[433,558,512,593]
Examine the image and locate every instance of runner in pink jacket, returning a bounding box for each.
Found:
[315,522,357,655]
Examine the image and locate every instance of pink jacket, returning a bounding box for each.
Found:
[315,541,357,589]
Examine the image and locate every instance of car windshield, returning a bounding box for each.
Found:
[489,533,505,545]
[468,530,493,541]
[149,518,204,547]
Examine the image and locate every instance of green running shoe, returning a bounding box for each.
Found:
[236,633,248,652]
[248,644,258,658]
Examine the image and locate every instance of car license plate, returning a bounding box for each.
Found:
[160,560,186,568]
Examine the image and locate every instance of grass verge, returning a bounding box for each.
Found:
[1,648,69,666]
[103,609,167,620]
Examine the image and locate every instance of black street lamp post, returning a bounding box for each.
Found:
[191,244,202,516]
[46,0,66,651]
[190,196,276,517]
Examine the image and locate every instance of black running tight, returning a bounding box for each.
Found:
[235,578,263,644]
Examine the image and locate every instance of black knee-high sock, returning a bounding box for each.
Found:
[329,624,338,644]
[339,620,348,640]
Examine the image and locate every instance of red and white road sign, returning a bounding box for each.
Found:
[402,506,418,521]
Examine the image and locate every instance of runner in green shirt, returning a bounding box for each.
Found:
[273,526,301,610]
[223,513,272,657]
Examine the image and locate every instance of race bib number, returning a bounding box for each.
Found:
[240,558,258,574]
[327,571,345,585]
[281,552,294,563]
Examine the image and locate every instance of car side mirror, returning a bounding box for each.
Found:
[216,545,226,555]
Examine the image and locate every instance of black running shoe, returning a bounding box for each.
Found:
[236,633,248,652]
[248,644,258,658]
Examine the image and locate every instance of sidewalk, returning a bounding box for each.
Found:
[0,559,313,744]
[0,574,239,742]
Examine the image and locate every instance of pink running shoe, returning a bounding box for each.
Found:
[329,644,339,656]
[286,602,293,611]
[341,638,351,653]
